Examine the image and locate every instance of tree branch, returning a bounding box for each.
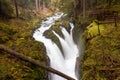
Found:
[0,44,75,80]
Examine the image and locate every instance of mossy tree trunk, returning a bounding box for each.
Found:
[14,0,18,18]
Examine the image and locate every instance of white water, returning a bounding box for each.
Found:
[33,12,79,80]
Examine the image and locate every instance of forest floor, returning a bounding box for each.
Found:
[1,3,120,79]
[82,19,120,80]
[0,16,48,79]
[0,8,69,79]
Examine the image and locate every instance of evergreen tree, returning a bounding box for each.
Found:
[0,0,13,18]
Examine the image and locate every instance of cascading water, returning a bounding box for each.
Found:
[33,12,79,80]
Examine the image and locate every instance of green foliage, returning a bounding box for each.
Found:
[0,18,47,79]
[17,0,35,9]
[0,0,13,17]
[0,55,46,80]
[96,0,108,8]
[82,21,120,80]
[0,22,15,43]
[60,0,74,14]
[84,21,105,39]
[0,36,9,43]
[0,23,15,35]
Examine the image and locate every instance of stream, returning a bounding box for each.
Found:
[33,12,79,80]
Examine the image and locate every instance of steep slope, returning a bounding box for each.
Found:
[82,21,120,80]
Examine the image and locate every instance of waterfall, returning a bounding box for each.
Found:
[33,12,79,80]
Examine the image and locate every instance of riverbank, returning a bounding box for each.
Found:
[0,17,49,79]
[81,20,120,79]
[0,11,73,79]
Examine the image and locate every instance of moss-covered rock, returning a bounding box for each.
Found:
[84,20,105,39]
[44,19,71,50]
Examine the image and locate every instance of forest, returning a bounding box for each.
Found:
[0,0,120,80]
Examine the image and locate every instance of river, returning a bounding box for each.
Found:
[33,12,79,80]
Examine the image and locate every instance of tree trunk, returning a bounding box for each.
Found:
[107,0,112,7]
[73,0,77,18]
[14,0,18,18]
[95,0,98,6]
[83,0,86,18]
[73,0,81,18]
[38,0,41,10]
[35,0,39,11]
[42,1,45,9]
[38,0,40,8]
[0,45,75,80]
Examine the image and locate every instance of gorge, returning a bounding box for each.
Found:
[33,12,80,80]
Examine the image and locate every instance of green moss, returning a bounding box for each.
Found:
[0,0,13,18]
[0,17,48,79]
[82,21,120,80]
[84,21,105,39]
[44,19,71,50]
[0,23,15,34]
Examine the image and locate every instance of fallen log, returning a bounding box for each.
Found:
[0,44,75,80]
